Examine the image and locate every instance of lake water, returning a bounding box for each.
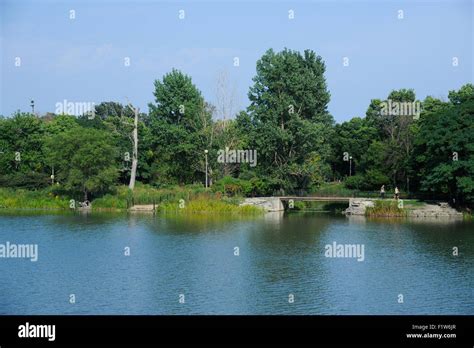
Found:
[0,209,473,315]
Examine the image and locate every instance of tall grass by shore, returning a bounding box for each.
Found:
[0,187,70,209]
[0,184,263,215]
[365,200,406,217]
[158,197,263,215]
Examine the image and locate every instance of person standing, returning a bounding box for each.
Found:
[394,186,400,200]
[380,185,385,199]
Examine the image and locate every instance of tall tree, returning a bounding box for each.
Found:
[148,69,212,185]
[245,48,333,192]
[413,85,474,205]
[0,112,49,188]
[329,117,378,178]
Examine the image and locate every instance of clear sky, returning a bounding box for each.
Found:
[0,0,472,123]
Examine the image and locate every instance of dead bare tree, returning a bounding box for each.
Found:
[213,70,241,176]
[126,103,139,190]
[214,69,238,127]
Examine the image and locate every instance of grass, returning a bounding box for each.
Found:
[90,194,128,210]
[0,187,70,209]
[312,182,355,197]
[0,184,263,215]
[158,196,264,215]
[401,199,426,209]
[366,200,406,217]
[0,182,452,218]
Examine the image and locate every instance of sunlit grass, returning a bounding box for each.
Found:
[0,184,264,215]
[366,200,406,217]
[158,197,264,215]
[0,188,70,209]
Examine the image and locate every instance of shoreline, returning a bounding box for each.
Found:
[0,206,470,221]
[0,188,471,219]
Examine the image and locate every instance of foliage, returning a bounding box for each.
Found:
[413,88,474,206]
[148,69,212,184]
[344,175,365,190]
[244,48,334,193]
[43,127,118,201]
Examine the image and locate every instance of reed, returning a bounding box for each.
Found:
[0,188,70,209]
[365,200,406,217]
[158,197,263,215]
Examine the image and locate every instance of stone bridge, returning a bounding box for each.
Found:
[239,196,352,212]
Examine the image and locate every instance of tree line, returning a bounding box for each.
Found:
[1,48,473,207]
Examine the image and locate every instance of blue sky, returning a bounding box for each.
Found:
[0,0,472,123]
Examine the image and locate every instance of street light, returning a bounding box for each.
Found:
[30,100,35,114]
[349,156,353,176]
[204,149,209,188]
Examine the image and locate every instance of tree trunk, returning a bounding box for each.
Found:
[129,107,139,190]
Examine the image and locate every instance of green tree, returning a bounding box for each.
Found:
[413,85,474,206]
[148,69,212,185]
[244,48,334,193]
[0,112,49,188]
[363,89,419,189]
[44,127,118,201]
[330,117,378,178]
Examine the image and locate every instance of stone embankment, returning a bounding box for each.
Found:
[129,204,155,212]
[239,197,285,212]
[344,198,462,217]
[406,202,462,218]
[344,199,375,215]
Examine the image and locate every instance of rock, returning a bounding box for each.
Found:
[129,204,155,212]
[408,203,462,218]
[239,197,284,212]
[344,199,374,215]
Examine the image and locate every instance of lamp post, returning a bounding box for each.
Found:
[30,100,35,114]
[204,149,208,188]
[349,156,353,176]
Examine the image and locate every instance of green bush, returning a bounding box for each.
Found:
[0,172,50,190]
[344,175,365,190]
[212,176,271,197]
[364,169,390,190]
[312,182,354,196]
[212,176,249,196]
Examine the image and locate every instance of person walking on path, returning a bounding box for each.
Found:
[394,186,400,200]
[380,185,385,199]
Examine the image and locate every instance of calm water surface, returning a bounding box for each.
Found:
[0,209,473,314]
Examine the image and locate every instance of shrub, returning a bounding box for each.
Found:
[364,169,390,191]
[344,174,365,190]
